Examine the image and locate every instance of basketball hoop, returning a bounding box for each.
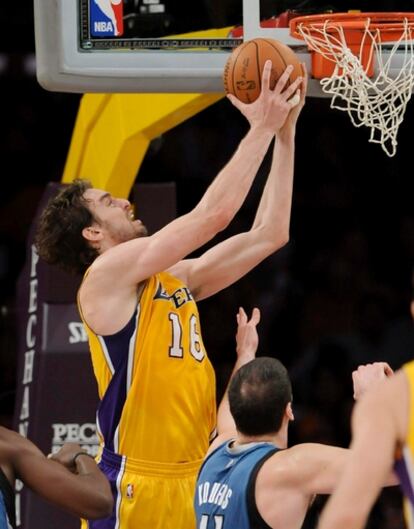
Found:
[290,12,414,157]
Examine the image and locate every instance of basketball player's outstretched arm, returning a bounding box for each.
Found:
[0,427,113,519]
[168,66,306,300]
[209,307,261,452]
[264,364,398,508]
[82,63,303,315]
[317,372,405,529]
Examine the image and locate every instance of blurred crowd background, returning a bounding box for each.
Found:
[1,1,414,527]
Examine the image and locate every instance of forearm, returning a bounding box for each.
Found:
[251,130,295,242]
[205,61,303,229]
[196,126,274,222]
[15,449,112,520]
[318,473,374,529]
[71,454,113,516]
[318,504,367,529]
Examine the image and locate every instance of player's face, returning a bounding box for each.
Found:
[83,188,148,243]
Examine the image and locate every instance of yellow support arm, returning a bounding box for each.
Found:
[62,27,233,197]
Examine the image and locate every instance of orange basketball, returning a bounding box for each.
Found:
[223,37,302,104]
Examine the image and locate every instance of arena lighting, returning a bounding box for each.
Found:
[23,54,36,76]
[0,53,36,77]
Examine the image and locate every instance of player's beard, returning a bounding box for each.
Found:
[104,219,148,244]
[135,221,148,238]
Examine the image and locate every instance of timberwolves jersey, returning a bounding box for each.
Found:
[395,360,414,529]
[195,440,279,529]
[79,271,216,463]
[0,469,14,529]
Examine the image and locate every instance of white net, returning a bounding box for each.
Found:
[297,17,414,157]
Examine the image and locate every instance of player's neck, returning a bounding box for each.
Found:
[236,428,287,449]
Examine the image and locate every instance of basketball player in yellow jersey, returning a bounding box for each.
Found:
[34,62,306,529]
[318,283,414,529]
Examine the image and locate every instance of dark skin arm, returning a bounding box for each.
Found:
[0,427,112,520]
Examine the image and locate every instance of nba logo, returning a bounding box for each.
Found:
[90,0,124,37]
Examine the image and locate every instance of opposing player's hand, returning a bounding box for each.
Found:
[227,60,304,133]
[235,307,260,361]
[352,362,394,400]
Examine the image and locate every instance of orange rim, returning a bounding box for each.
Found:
[290,12,414,43]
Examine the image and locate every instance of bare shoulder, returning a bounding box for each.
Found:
[256,446,317,525]
[258,445,303,485]
[80,238,146,294]
[79,252,115,292]
[78,254,144,335]
[259,443,347,489]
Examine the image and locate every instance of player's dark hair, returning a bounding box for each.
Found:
[34,179,99,275]
[228,357,292,436]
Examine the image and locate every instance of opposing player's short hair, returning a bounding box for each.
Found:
[229,357,292,436]
[34,179,98,275]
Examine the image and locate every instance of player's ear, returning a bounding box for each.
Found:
[82,226,103,242]
[286,402,294,422]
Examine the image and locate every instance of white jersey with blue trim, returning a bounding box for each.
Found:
[195,440,279,529]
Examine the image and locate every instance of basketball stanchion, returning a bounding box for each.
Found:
[290,12,414,157]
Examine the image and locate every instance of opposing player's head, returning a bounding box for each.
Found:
[35,178,147,275]
[229,357,293,436]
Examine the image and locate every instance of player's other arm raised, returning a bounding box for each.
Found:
[170,65,307,301]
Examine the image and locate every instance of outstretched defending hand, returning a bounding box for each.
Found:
[235,307,260,361]
[227,61,303,133]
[352,362,394,400]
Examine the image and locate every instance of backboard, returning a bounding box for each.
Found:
[34,0,414,97]
[33,0,313,94]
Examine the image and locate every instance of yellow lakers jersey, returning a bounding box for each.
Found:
[78,271,216,463]
[395,360,414,529]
